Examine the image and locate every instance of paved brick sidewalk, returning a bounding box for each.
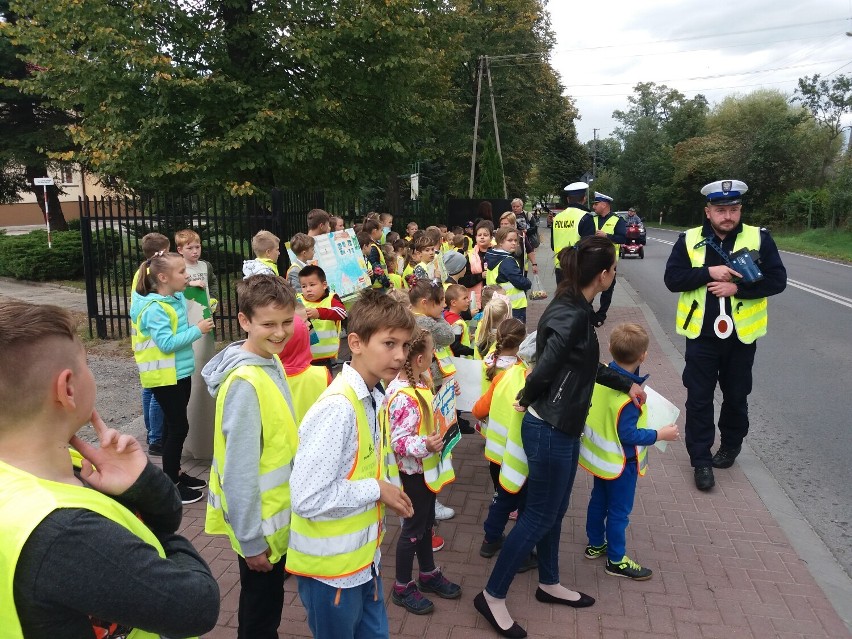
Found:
[168,233,852,638]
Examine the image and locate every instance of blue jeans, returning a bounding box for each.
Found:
[511,307,527,324]
[141,387,164,445]
[483,480,526,543]
[296,574,389,639]
[485,412,581,599]
[585,462,638,562]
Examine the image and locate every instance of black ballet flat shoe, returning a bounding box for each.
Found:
[534,587,596,608]
[473,592,527,638]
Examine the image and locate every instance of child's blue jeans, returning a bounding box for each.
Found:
[141,387,164,445]
[585,461,639,562]
[296,572,389,639]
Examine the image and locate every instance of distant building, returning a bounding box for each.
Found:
[1,165,108,226]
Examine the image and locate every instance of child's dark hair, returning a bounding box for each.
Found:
[140,232,170,258]
[290,233,315,256]
[444,283,468,306]
[408,278,444,307]
[412,234,433,253]
[299,264,327,282]
[402,327,435,422]
[475,220,494,236]
[135,251,182,295]
[237,275,297,319]
[363,219,381,235]
[494,226,517,246]
[385,231,401,244]
[307,208,330,231]
[424,226,442,247]
[356,232,373,250]
[330,215,344,229]
[349,288,415,344]
[381,245,398,274]
[486,318,527,381]
[555,235,615,300]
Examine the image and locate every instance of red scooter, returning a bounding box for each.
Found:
[620,221,646,259]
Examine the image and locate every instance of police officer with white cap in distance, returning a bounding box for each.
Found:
[664,180,786,491]
[590,191,627,327]
[551,181,595,284]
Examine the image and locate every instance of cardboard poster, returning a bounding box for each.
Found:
[310,229,371,300]
[432,381,461,459]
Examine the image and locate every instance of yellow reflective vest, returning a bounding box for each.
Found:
[205,362,298,564]
[676,225,767,344]
[285,364,329,424]
[0,460,170,639]
[286,377,398,579]
[381,386,455,493]
[488,364,530,494]
[580,384,649,479]
[597,214,621,263]
[435,344,457,377]
[132,300,178,389]
[551,207,587,267]
[485,254,527,310]
[298,293,341,360]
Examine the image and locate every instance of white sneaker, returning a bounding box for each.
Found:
[434,501,455,520]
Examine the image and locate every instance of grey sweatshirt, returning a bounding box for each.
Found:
[202,341,295,558]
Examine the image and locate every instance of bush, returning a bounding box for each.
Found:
[0,228,122,281]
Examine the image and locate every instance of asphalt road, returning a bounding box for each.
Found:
[616,227,852,578]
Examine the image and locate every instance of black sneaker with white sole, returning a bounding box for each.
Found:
[178,472,207,490]
[177,483,204,505]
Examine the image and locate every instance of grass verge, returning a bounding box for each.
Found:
[772,228,852,263]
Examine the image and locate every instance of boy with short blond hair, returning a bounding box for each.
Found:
[286,232,316,293]
[203,275,298,638]
[379,212,394,242]
[243,230,281,278]
[0,302,219,638]
[580,322,679,581]
[298,265,347,368]
[288,289,416,639]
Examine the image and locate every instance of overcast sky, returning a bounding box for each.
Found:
[543,0,852,144]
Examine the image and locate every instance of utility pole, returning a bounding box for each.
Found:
[592,128,599,180]
[468,57,484,199]
[485,56,508,199]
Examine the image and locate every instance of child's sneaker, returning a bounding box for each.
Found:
[178,472,207,490]
[417,569,462,599]
[177,483,204,505]
[605,555,653,580]
[434,501,455,520]
[431,530,445,552]
[584,542,607,560]
[392,581,434,615]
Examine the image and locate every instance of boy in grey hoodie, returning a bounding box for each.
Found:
[202,275,298,639]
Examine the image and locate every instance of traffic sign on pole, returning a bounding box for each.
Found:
[32,177,54,248]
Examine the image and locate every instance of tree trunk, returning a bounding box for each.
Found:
[25,165,69,231]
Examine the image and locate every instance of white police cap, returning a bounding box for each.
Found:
[593,192,613,203]
[563,181,588,193]
[701,179,748,205]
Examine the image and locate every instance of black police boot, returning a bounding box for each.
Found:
[712,445,741,469]
[694,466,715,491]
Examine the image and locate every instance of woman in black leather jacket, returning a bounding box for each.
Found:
[475,236,645,638]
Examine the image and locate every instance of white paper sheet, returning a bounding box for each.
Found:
[644,386,680,452]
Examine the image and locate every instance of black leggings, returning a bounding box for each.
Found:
[395,473,437,584]
[152,377,192,482]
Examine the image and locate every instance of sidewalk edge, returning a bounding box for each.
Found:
[618,276,852,633]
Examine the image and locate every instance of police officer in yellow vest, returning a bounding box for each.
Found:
[552,181,595,284]
[664,180,787,491]
[0,301,218,639]
[590,192,627,327]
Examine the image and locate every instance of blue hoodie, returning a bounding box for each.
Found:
[607,361,657,456]
[130,291,201,380]
[485,247,532,291]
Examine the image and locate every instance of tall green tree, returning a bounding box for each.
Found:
[475,135,504,198]
[8,0,457,194]
[0,0,71,228]
[793,73,852,182]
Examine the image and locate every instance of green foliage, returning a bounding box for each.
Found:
[0,228,121,280]
[475,136,504,198]
[773,228,852,262]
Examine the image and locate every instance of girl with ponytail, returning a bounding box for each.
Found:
[383,328,462,614]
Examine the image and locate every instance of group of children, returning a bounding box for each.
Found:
[118,211,676,639]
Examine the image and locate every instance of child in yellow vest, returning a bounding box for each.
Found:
[202,275,299,638]
[286,232,316,293]
[382,244,406,289]
[580,323,679,580]
[443,284,474,358]
[0,301,218,638]
[129,252,214,504]
[297,264,347,370]
[288,289,415,639]
[384,328,462,614]
[243,229,280,278]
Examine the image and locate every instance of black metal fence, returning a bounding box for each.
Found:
[79,187,448,340]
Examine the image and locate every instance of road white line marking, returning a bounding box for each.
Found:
[779,250,852,268]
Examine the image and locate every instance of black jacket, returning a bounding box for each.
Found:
[518,293,633,436]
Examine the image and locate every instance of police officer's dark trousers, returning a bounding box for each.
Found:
[682,334,756,467]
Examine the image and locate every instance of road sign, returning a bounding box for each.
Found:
[33,177,54,186]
